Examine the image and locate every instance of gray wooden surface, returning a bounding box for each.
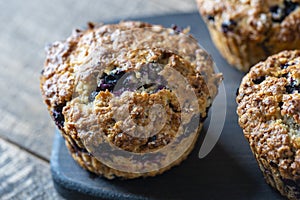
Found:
[0,0,197,199]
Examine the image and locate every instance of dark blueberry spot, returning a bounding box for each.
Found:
[281,62,295,69]
[285,0,299,15]
[148,135,157,142]
[89,70,126,101]
[105,74,117,84]
[286,85,295,94]
[285,77,300,94]
[279,102,284,109]
[281,73,289,78]
[171,24,183,34]
[169,102,180,113]
[156,85,166,92]
[90,62,169,100]
[285,84,300,94]
[53,103,65,129]
[270,5,280,14]
[99,82,113,91]
[281,63,291,69]
[270,1,299,22]
[40,69,44,75]
[253,76,266,84]
[269,161,277,168]
[207,15,215,22]
[221,20,237,33]
[270,5,285,22]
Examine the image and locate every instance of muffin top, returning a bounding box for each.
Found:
[41,21,221,110]
[197,0,300,42]
[237,50,300,180]
[40,21,222,173]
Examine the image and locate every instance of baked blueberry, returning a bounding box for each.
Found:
[52,103,65,129]
[221,20,237,34]
[252,76,266,84]
[270,1,299,22]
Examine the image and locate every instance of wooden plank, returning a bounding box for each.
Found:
[0,0,197,160]
[0,138,62,199]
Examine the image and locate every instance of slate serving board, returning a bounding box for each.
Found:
[51,12,285,200]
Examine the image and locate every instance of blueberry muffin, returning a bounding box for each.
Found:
[40,21,222,179]
[197,0,300,72]
[237,50,300,199]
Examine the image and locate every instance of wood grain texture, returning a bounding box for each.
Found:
[0,138,62,199]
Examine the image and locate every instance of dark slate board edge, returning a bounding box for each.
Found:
[51,132,147,200]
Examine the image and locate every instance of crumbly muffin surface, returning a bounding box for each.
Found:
[41,21,220,109]
[197,0,300,71]
[237,50,300,178]
[198,0,300,41]
[40,21,222,178]
[237,50,300,198]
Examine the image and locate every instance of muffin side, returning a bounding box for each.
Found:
[237,50,300,199]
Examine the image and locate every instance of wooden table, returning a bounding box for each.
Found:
[0,0,197,199]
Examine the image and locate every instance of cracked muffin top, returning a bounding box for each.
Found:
[237,50,300,180]
[197,0,300,42]
[40,21,222,171]
[41,21,221,110]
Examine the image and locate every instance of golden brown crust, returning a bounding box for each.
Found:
[197,0,300,72]
[40,21,222,179]
[65,123,203,179]
[237,50,300,199]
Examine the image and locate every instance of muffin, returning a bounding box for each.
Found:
[237,50,300,199]
[197,0,300,72]
[40,21,222,179]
